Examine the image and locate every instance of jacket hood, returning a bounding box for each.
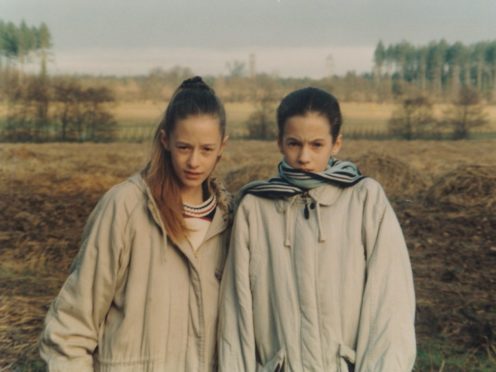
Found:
[129,172,233,223]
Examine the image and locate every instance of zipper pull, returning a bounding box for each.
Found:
[303,192,310,219]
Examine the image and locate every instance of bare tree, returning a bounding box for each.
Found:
[82,86,117,141]
[3,77,117,142]
[3,75,51,141]
[442,87,489,140]
[388,95,436,140]
[246,76,277,140]
[53,79,85,140]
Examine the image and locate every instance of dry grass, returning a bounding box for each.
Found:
[350,152,428,198]
[340,102,395,132]
[426,165,496,209]
[1,139,496,370]
[109,101,257,137]
[111,100,164,126]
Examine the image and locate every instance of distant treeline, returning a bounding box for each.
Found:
[0,20,117,142]
[2,18,496,104]
[0,20,494,142]
[1,75,117,142]
[0,19,52,76]
[373,40,496,98]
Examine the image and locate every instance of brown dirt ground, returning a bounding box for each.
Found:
[1,140,495,370]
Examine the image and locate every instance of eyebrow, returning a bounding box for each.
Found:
[176,141,217,147]
[285,137,326,142]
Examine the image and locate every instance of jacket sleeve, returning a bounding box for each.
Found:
[39,186,127,371]
[218,199,257,372]
[355,184,416,372]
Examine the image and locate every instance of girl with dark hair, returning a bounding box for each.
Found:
[40,77,230,371]
[218,87,416,371]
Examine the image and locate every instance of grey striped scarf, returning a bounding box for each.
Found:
[239,159,365,199]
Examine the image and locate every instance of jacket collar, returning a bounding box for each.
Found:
[274,184,343,212]
[307,184,343,206]
[129,172,231,264]
[128,173,167,235]
[274,184,344,248]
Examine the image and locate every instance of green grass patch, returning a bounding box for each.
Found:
[415,339,496,371]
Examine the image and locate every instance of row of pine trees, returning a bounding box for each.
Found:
[0,20,52,77]
[2,18,496,102]
[373,40,496,97]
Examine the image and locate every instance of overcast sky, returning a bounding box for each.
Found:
[2,0,496,77]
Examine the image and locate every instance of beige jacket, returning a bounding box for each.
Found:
[40,173,231,372]
[218,178,416,372]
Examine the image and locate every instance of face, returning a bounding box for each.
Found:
[278,112,342,172]
[161,114,227,196]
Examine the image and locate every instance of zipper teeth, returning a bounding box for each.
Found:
[290,202,303,369]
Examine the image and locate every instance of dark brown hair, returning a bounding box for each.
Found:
[277,87,342,143]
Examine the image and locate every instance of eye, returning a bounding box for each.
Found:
[287,141,300,147]
[176,144,190,151]
[311,142,324,148]
[202,146,215,152]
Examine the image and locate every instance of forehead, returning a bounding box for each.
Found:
[283,112,331,139]
[172,114,222,140]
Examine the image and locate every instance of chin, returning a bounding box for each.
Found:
[183,180,203,189]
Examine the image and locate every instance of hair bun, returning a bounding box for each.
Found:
[180,76,211,91]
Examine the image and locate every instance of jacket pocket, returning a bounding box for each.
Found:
[257,348,286,372]
[337,343,356,372]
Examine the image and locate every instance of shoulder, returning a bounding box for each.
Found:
[92,173,146,219]
[236,192,270,211]
[353,177,388,203]
[339,177,392,220]
[351,178,399,228]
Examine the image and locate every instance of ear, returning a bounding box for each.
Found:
[331,134,343,156]
[159,129,169,150]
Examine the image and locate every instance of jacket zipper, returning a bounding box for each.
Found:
[303,192,310,219]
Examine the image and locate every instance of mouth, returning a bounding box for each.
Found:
[184,171,203,179]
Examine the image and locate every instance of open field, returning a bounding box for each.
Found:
[110,101,267,137]
[1,140,496,370]
[2,101,496,139]
[110,101,496,137]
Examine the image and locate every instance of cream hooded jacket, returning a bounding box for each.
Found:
[40,173,231,372]
[218,178,416,372]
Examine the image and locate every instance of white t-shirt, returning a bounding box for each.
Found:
[183,194,217,251]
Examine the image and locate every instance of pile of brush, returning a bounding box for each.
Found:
[425,165,496,209]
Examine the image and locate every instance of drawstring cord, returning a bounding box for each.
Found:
[284,197,297,248]
[281,193,327,247]
[315,202,326,242]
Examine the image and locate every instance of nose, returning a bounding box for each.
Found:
[298,144,310,164]
[187,149,200,168]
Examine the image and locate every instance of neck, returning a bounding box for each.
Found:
[181,182,210,205]
[181,187,203,205]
